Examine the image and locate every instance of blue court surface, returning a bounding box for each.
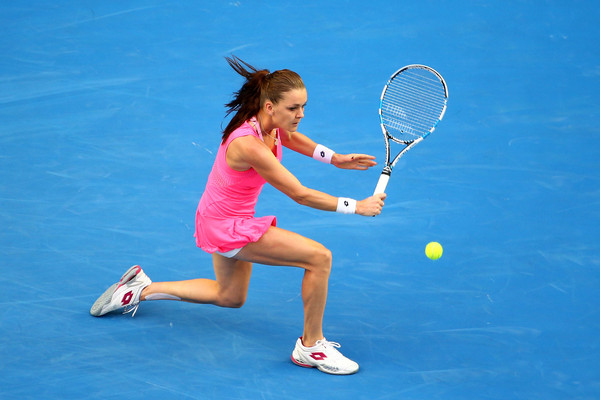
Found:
[1,1,599,399]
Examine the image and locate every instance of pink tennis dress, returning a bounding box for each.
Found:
[194,118,282,254]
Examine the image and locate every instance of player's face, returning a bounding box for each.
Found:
[271,88,307,132]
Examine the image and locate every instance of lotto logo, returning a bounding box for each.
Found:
[121,290,133,306]
[320,150,325,158]
[310,352,327,361]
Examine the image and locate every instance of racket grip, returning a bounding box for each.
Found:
[373,171,390,195]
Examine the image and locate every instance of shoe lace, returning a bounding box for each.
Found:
[123,302,140,317]
[316,339,341,349]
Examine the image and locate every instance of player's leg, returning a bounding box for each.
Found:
[91,257,253,316]
[235,226,332,347]
[236,226,359,375]
[140,255,253,308]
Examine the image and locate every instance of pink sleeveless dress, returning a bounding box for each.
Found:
[194,118,282,253]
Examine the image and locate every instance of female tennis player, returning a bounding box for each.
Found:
[90,56,386,375]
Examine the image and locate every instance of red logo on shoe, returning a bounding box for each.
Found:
[121,290,133,305]
[310,352,327,361]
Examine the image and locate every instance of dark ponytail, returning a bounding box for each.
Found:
[222,56,269,142]
[221,55,305,142]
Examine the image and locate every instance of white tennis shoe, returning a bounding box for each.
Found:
[291,337,359,375]
[90,265,151,317]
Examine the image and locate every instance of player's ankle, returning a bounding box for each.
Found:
[301,335,324,348]
[140,284,152,301]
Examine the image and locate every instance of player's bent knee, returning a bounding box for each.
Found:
[225,300,245,309]
[217,293,247,308]
[309,245,332,275]
[322,247,333,267]
[219,298,246,308]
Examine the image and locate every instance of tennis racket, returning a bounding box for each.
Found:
[373,64,448,195]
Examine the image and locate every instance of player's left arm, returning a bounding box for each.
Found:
[280,129,377,171]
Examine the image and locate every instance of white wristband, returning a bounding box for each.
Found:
[312,144,334,164]
[336,197,357,214]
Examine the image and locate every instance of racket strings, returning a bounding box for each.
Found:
[388,76,444,105]
[381,69,447,141]
[382,89,445,134]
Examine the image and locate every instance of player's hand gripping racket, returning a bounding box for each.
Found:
[373,64,449,195]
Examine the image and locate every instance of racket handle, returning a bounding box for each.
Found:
[373,170,390,195]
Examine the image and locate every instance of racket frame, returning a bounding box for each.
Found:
[373,64,448,195]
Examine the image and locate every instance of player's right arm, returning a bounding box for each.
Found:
[281,130,377,170]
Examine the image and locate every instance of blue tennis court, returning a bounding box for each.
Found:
[1,1,598,399]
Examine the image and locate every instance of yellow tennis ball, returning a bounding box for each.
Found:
[425,242,443,260]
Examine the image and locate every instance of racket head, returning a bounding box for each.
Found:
[379,65,448,144]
